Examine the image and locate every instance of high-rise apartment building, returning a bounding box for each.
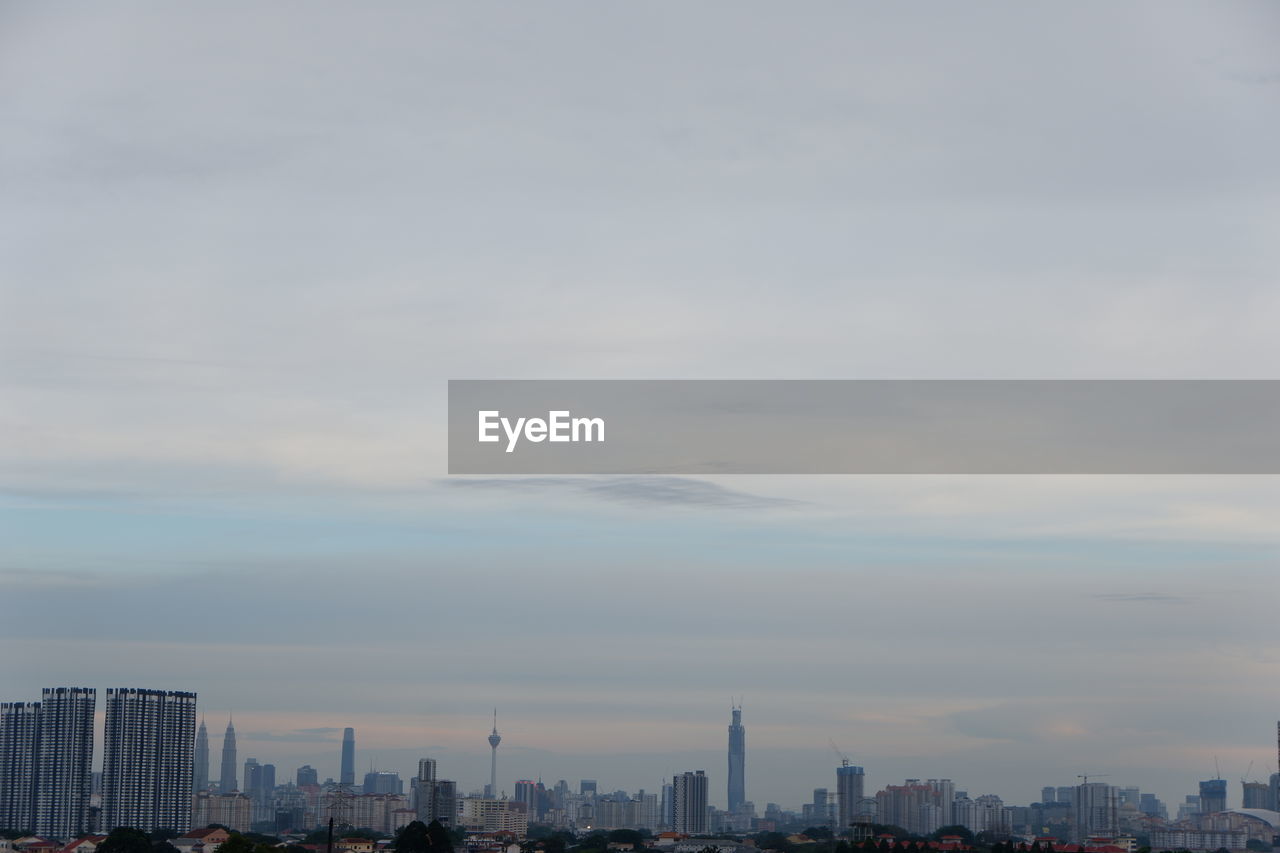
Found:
[101,688,197,833]
[672,770,708,835]
[191,792,253,832]
[34,687,97,839]
[1073,783,1118,841]
[193,719,210,793]
[836,762,866,830]
[875,782,951,837]
[219,720,237,793]
[1242,781,1270,810]
[0,702,40,832]
[727,705,745,814]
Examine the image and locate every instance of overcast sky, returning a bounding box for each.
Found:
[2,2,1279,812]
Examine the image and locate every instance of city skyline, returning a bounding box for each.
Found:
[2,683,1278,845]
[5,687,1276,817]
[2,0,1278,835]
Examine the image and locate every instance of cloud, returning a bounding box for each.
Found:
[240,728,344,743]
[446,476,800,509]
[1089,592,1190,604]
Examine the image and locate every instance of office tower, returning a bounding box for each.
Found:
[727,705,745,814]
[1041,787,1056,804]
[244,758,261,801]
[1139,793,1166,819]
[219,719,237,792]
[414,759,437,822]
[1269,723,1280,812]
[0,702,39,832]
[836,762,866,830]
[193,719,210,793]
[1074,783,1118,841]
[487,711,501,798]
[259,764,275,801]
[514,780,537,817]
[432,779,457,827]
[364,771,402,795]
[341,727,355,787]
[1199,779,1226,815]
[101,688,197,833]
[661,781,673,828]
[580,779,597,798]
[672,771,708,835]
[35,687,97,839]
[296,765,318,788]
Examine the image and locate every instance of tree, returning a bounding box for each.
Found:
[396,821,432,853]
[608,830,645,847]
[932,828,973,844]
[98,828,154,853]
[753,833,792,853]
[423,819,453,853]
[213,835,258,853]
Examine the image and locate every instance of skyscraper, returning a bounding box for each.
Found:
[414,758,438,822]
[34,687,97,839]
[220,719,238,792]
[432,779,458,827]
[672,770,708,835]
[487,711,501,799]
[340,727,355,787]
[727,705,745,814]
[297,765,319,788]
[1074,783,1118,841]
[836,761,866,830]
[101,688,197,833]
[0,701,40,833]
[193,718,210,793]
[363,771,402,795]
[1198,779,1226,815]
[514,780,537,818]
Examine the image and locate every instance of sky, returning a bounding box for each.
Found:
[2,1,1279,813]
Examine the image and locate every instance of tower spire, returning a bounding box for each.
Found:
[487,709,502,798]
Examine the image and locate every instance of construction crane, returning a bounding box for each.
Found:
[1078,774,1111,785]
[830,739,851,766]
